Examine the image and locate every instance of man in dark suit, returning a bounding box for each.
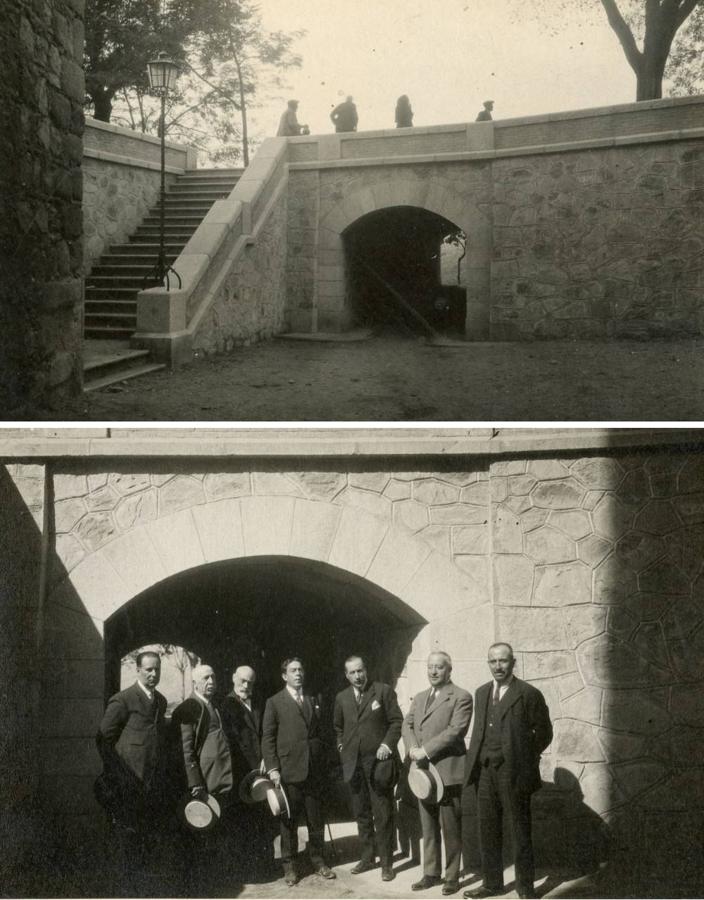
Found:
[221,664,273,877]
[171,664,233,804]
[403,651,473,896]
[96,650,168,837]
[262,657,336,886]
[463,643,553,900]
[171,663,234,893]
[333,655,403,882]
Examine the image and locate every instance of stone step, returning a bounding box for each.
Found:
[129,231,194,243]
[99,253,179,266]
[84,361,166,392]
[151,200,215,212]
[89,263,162,278]
[84,324,136,340]
[85,299,137,314]
[169,184,238,195]
[86,275,160,289]
[141,216,203,228]
[86,286,143,299]
[108,243,183,256]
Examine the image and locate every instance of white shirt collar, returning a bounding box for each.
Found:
[136,680,153,701]
[194,689,213,706]
[493,675,514,696]
[286,685,303,700]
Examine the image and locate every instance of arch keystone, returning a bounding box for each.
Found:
[290,498,341,562]
[240,495,295,556]
[192,498,245,563]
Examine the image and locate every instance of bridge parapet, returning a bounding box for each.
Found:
[286,94,704,169]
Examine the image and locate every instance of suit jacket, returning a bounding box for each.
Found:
[464,677,552,795]
[261,687,325,784]
[170,694,218,790]
[402,681,473,786]
[333,681,403,782]
[97,681,167,787]
[221,691,262,787]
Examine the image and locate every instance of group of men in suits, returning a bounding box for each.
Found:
[96,641,552,897]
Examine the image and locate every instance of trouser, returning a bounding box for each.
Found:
[349,761,395,866]
[418,784,462,882]
[476,763,534,893]
[280,778,325,867]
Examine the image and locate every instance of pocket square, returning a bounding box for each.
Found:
[371,700,381,710]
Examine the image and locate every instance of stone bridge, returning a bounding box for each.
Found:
[3,427,704,895]
[134,95,704,364]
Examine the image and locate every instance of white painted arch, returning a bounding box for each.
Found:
[41,494,493,813]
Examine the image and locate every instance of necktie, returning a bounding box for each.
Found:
[296,691,303,706]
[425,687,436,712]
[492,682,500,705]
[355,690,362,706]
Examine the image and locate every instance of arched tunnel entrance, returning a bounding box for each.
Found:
[344,206,467,335]
[104,555,425,715]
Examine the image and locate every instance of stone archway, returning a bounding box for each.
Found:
[41,492,493,819]
[313,173,491,337]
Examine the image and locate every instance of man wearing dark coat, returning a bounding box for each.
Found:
[262,657,335,886]
[330,95,358,132]
[463,643,553,900]
[333,655,403,882]
[221,664,273,877]
[171,664,234,893]
[96,650,168,834]
[403,651,473,896]
[171,664,233,804]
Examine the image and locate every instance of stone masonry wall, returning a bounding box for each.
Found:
[0,0,84,408]
[489,450,704,889]
[192,189,289,354]
[82,157,173,269]
[13,443,703,889]
[491,140,704,339]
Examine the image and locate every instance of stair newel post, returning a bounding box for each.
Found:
[145,51,182,291]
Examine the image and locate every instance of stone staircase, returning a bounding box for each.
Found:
[83,168,243,390]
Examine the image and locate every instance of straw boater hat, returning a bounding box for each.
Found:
[408,760,444,804]
[182,792,221,831]
[239,769,291,818]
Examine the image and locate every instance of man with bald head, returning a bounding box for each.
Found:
[403,651,472,896]
[463,643,552,900]
[222,664,273,878]
[172,664,233,804]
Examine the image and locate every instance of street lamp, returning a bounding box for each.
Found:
[145,51,181,289]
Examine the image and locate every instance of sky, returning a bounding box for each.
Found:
[252,0,638,139]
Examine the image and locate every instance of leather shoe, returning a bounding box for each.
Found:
[443,882,460,896]
[413,875,444,891]
[316,864,336,879]
[517,891,536,899]
[381,867,395,882]
[351,860,375,874]
[283,867,298,887]
[463,888,503,899]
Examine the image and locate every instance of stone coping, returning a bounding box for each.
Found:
[83,147,187,174]
[0,428,702,459]
[286,92,704,145]
[288,125,704,172]
[85,117,194,156]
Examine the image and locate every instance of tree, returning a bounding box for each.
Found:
[519,0,701,101]
[600,0,700,100]
[84,0,185,122]
[85,0,304,164]
[121,643,200,700]
[665,2,704,94]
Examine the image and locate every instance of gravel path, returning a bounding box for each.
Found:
[19,335,704,422]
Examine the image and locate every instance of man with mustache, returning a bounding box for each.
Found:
[463,643,552,900]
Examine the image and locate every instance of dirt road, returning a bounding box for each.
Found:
[19,335,704,422]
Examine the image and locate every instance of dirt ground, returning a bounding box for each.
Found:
[19,334,704,422]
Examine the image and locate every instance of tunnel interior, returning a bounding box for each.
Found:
[343,206,467,335]
[104,555,425,718]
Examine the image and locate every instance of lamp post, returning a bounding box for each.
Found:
[145,51,181,289]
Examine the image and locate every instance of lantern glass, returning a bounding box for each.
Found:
[147,52,180,92]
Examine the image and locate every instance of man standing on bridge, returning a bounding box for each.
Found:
[330,95,358,132]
